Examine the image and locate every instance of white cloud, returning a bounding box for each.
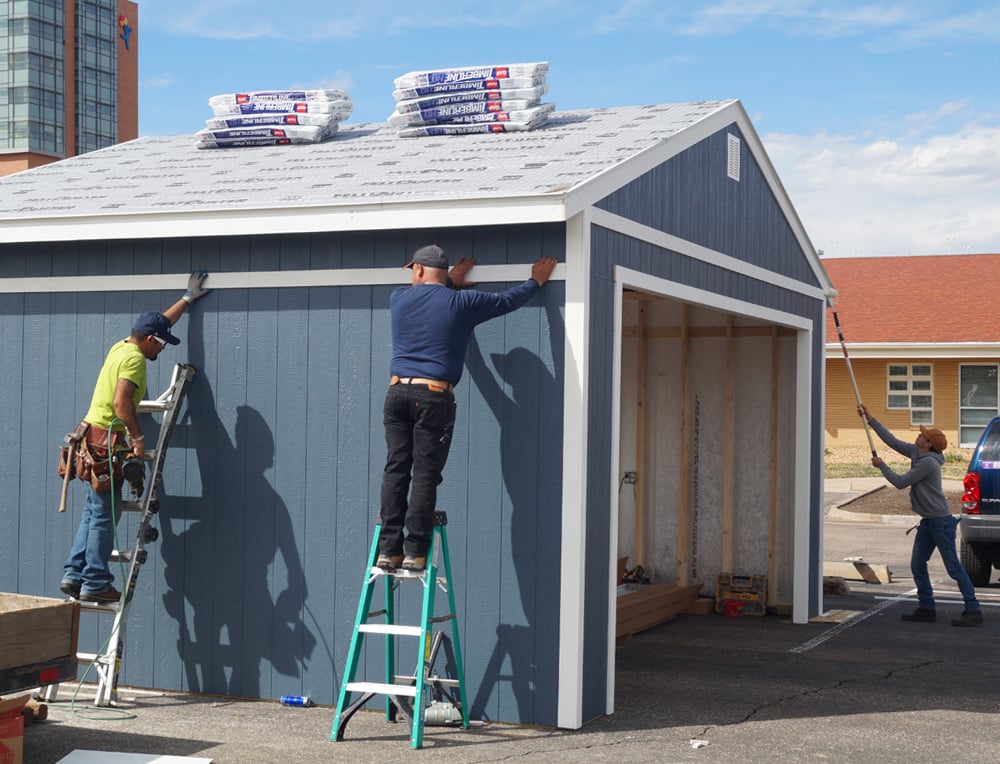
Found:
[141,72,176,90]
[764,117,1000,257]
[143,0,577,40]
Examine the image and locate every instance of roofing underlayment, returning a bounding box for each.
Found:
[0,102,734,223]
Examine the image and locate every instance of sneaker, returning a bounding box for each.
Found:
[59,580,81,598]
[80,587,121,604]
[376,554,403,570]
[901,607,936,623]
[951,610,983,627]
[402,556,426,571]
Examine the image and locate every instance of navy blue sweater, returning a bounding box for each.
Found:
[389,279,541,385]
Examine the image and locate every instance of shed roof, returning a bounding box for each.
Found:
[0,101,741,242]
[824,253,1000,354]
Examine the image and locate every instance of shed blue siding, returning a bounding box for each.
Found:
[597,124,820,288]
[0,224,565,726]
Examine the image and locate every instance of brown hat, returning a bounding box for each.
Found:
[919,425,947,452]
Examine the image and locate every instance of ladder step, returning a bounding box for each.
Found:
[359,624,423,637]
[119,501,144,512]
[109,550,131,563]
[346,681,417,698]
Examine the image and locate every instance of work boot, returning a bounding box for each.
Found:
[59,580,81,598]
[402,555,426,571]
[376,554,403,570]
[901,607,936,623]
[951,610,983,627]
[80,587,121,604]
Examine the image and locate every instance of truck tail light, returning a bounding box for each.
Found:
[962,471,981,514]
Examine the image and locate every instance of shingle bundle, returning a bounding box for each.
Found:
[389,62,553,137]
[197,89,353,149]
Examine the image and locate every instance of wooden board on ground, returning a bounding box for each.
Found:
[616,583,702,640]
[822,561,891,584]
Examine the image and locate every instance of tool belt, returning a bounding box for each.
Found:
[57,420,127,493]
[390,375,454,393]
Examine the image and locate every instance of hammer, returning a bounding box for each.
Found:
[58,440,76,513]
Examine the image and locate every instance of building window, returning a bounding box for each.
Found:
[887,363,933,425]
[959,364,998,447]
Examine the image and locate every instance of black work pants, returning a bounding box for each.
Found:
[377,383,456,557]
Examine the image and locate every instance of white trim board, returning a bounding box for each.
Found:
[0,196,569,244]
[557,211,591,730]
[590,207,826,302]
[824,342,1000,359]
[0,264,567,294]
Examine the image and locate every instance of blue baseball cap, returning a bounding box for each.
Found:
[133,311,180,345]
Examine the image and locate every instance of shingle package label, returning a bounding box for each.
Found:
[393,62,548,90]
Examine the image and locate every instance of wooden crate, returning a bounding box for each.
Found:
[0,593,80,671]
[616,583,702,640]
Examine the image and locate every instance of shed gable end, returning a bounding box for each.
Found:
[595,124,818,287]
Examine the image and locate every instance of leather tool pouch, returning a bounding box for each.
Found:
[58,421,124,493]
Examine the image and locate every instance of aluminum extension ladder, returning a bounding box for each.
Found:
[331,512,469,749]
[42,362,196,707]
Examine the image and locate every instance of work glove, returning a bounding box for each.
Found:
[182,270,210,303]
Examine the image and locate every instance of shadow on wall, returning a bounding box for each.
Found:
[465,299,563,725]
[158,309,317,698]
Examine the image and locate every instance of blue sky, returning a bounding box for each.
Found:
[136,1,1000,258]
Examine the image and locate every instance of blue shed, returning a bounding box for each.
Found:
[0,100,834,729]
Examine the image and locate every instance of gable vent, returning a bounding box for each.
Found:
[727,133,741,181]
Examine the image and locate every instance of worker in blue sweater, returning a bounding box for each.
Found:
[376,244,557,571]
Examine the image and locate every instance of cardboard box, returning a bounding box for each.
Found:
[0,694,30,764]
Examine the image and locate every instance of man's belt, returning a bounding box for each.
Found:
[390,375,454,393]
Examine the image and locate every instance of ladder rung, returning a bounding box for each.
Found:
[138,400,171,413]
[78,601,120,614]
[119,501,144,512]
[109,550,131,563]
[395,675,461,688]
[346,681,417,697]
[359,624,422,637]
[76,652,112,664]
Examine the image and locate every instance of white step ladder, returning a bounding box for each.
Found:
[42,363,196,707]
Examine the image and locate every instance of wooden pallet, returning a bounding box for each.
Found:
[616,583,702,641]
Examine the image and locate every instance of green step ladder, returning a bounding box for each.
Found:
[331,511,469,749]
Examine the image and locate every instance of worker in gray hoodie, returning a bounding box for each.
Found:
[858,405,982,626]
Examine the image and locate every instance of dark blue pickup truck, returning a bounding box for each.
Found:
[960,417,1000,586]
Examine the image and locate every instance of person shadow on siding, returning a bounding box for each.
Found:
[464,300,563,726]
[159,315,315,699]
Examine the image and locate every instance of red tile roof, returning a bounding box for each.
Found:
[823,254,1000,344]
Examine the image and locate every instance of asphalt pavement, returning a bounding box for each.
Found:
[19,478,1000,764]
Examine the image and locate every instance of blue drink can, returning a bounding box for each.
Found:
[280,695,313,707]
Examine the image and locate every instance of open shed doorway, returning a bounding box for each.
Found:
[610,277,805,640]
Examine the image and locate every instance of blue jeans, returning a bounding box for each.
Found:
[911,515,980,612]
[63,482,121,594]
[377,383,456,558]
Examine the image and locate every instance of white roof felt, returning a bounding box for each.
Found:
[0,101,738,241]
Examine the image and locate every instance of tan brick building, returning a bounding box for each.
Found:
[824,254,1000,451]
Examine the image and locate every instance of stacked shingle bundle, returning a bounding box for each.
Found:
[389,62,553,137]
[197,89,353,149]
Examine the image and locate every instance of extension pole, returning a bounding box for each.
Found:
[829,298,877,457]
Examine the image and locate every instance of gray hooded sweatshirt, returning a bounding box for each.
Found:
[868,418,950,519]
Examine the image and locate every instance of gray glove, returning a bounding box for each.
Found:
[183,270,210,304]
